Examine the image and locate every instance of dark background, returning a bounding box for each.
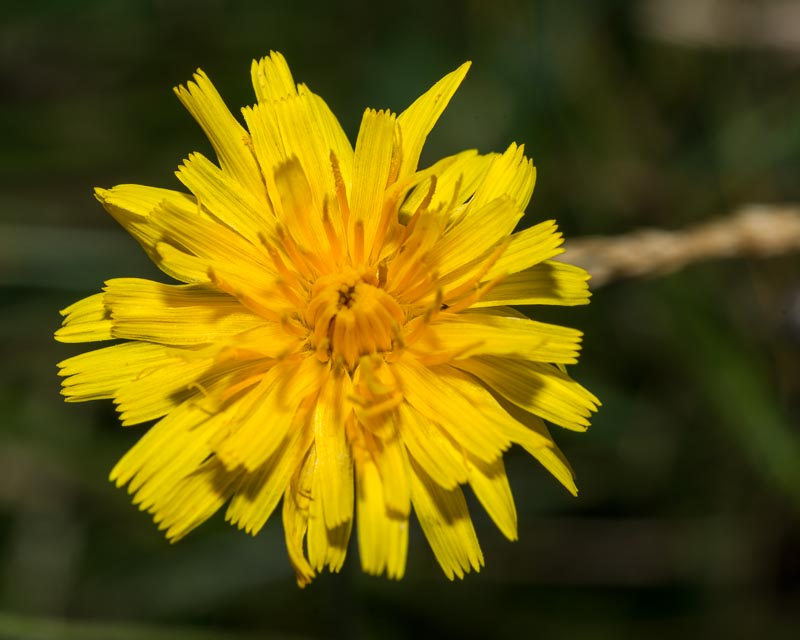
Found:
[1,1,799,638]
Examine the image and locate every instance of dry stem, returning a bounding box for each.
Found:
[560,205,800,288]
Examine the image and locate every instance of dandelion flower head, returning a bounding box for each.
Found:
[56,52,599,585]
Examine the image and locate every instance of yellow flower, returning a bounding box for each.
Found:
[56,52,598,585]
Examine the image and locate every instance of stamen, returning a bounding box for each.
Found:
[416,175,438,215]
[279,313,308,338]
[401,287,443,347]
[444,174,463,222]
[261,237,297,282]
[445,273,505,314]
[377,261,388,287]
[368,191,400,264]
[208,267,281,322]
[442,240,509,303]
[330,151,350,228]
[219,373,267,402]
[321,196,343,263]
[355,393,403,420]
[353,219,365,266]
[387,126,403,187]
[274,224,315,281]
[401,267,439,303]
[306,271,403,370]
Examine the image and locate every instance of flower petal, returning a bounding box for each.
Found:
[355,441,409,580]
[154,458,242,542]
[474,260,592,308]
[500,401,578,495]
[414,310,583,364]
[396,61,471,180]
[469,142,536,213]
[432,196,523,276]
[394,358,511,463]
[174,69,265,202]
[409,457,483,580]
[454,355,600,432]
[396,402,467,490]
[485,220,565,279]
[58,342,176,402]
[110,399,245,541]
[251,51,296,102]
[55,293,112,343]
[113,355,214,426]
[283,445,316,587]
[225,416,314,535]
[275,90,353,210]
[366,425,411,518]
[214,357,324,471]
[103,278,265,345]
[467,454,517,541]
[350,108,397,254]
[176,152,274,243]
[314,369,355,528]
[307,453,353,573]
[400,150,494,220]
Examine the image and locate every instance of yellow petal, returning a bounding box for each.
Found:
[307,454,353,573]
[149,199,270,273]
[432,196,523,277]
[214,357,324,471]
[241,101,291,216]
[454,355,599,432]
[409,457,483,580]
[154,458,242,542]
[113,354,214,426]
[301,86,354,185]
[355,443,409,580]
[396,402,467,490]
[466,454,517,541]
[414,310,583,364]
[226,417,314,535]
[272,157,326,258]
[350,108,397,255]
[110,399,245,541]
[527,443,578,496]
[58,342,175,402]
[95,185,208,283]
[282,446,316,587]
[251,51,297,103]
[429,363,554,449]
[147,200,293,317]
[469,142,536,213]
[400,150,494,220]
[473,260,591,308]
[103,278,264,345]
[174,69,265,203]
[313,369,355,528]
[111,400,217,492]
[396,62,471,179]
[248,53,356,191]
[485,220,565,279]
[501,402,578,495]
[393,358,511,463]
[176,152,274,243]
[272,90,350,211]
[365,425,411,518]
[55,293,112,343]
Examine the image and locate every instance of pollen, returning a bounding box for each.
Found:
[306,268,405,368]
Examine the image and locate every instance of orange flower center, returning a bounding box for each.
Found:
[305,268,405,368]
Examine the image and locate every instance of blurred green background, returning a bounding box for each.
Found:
[1,0,799,638]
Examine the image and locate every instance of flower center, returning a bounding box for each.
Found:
[305,268,404,368]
